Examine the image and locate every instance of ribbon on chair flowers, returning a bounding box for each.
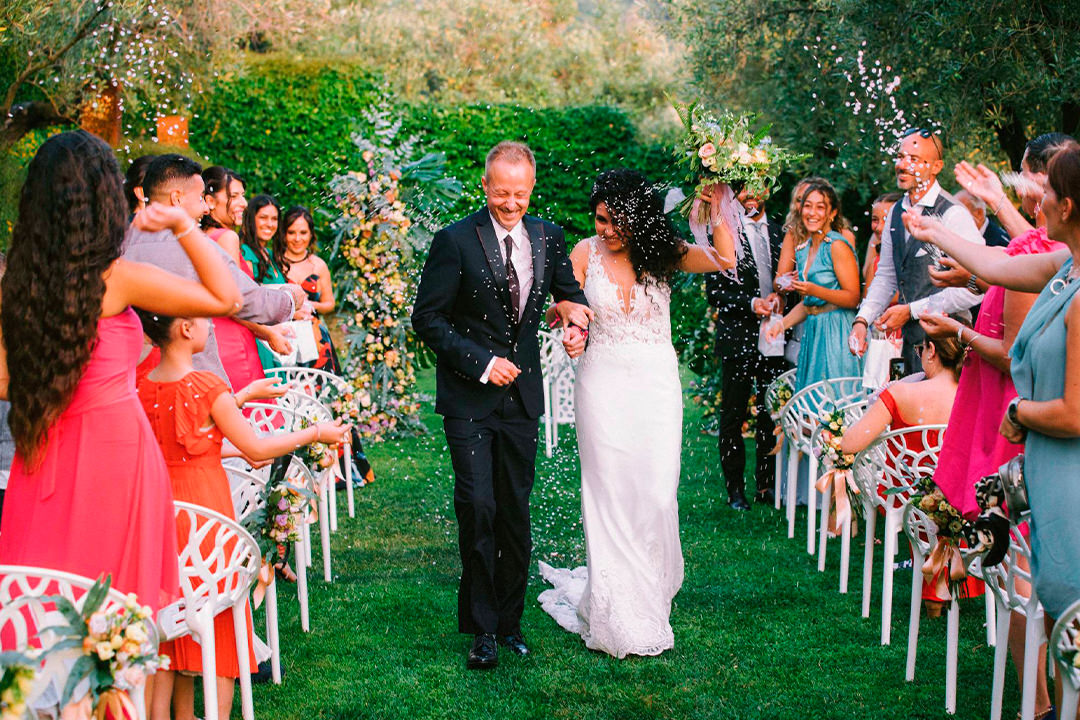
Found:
[93,688,139,720]
[814,467,860,535]
[253,560,276,610]
[922,538,967,602]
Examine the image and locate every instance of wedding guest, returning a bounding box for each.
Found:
[277,207,341,373]
[126,154,305,387]
[0,255,9,522]
[837,333,980,616]
[241,194,287,285]
[706,186,786,510]
[907,139,1080,712]
[956,190,1010,247]
[849,128,985,373]
[863,192,903,290]
[768,179,862,390]
[135,309,348,720]
[124,153,157,214]
[0,130,241,614]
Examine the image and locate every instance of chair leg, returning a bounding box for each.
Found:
[945,598,959,714]
[906,548,924,681]
[787,447,799,539]
[131,684,147,720]
[807,452,819,555]
[328,468,339,533]
[1061,683,1080,720]
[774,436,783,510]
[989,599,1011,720]
[198,624,219,720]
[1020,608,1043,720]
[265,579,281,684]
[984,590,997,648]
[862,506,877,618]
[303,517,313,566]
[234,602,254,720]
[839,513,852,594]
[319,479,332,582]
[817,480,832,571]
[296,538,310,633]
[881,511,898,645]
[344,440,355,519]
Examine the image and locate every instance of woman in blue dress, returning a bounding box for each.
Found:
[770,179,863,389]
[908,139,1080,708]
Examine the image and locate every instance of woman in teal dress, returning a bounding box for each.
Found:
[241,195,289,369]
[771,180,863,389]
[908,140,1080,625]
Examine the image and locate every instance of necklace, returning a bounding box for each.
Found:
[285,250,311,264]
[1049,265,1080,295]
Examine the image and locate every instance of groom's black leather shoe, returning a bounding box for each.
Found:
[467,634,498,670]
[728,492,751,511]
[497,632,530,656]
[754,489,775,505]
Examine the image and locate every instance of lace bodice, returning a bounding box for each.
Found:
[582,237,672,347]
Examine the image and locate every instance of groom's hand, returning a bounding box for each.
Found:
[555,301,594,330]
[562,325,586,358]
[488,357,521,386]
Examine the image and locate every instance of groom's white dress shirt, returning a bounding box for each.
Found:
[479,214,534,384]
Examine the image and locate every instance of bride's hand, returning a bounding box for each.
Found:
[561,325,586,358]
[555,301,594,330]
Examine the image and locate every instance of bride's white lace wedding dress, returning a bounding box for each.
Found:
[538,236,684,658]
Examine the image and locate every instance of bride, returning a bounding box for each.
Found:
[539,168,735,657]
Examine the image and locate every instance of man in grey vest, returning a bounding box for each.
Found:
[849,128,985,373]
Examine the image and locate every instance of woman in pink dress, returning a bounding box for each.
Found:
[0,131,242,614]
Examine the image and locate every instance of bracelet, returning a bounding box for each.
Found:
[993,194,1008,216]
[852,318,868,329]
[175,223,196,240]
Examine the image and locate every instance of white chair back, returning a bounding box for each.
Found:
[1049,598,1080,707]
[782,376,870,454]
[266,366,351,408]
[764,368,797,420]
[854,424,946,512]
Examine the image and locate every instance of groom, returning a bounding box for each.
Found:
[412,141,591,670]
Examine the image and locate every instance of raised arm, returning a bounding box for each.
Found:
[954,161,1034,239]
[680,243,731,274]
[905,211,1066,293]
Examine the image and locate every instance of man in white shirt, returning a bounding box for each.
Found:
[849,128,985,372]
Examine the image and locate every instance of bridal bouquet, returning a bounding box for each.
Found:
[814,405,862,534]
[43,576,167,715]
[910,478,975,601]
[674,102,807,201]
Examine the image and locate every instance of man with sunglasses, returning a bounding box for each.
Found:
[849,127,985,373]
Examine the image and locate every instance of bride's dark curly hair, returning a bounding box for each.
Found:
[589,169,685,287]
[2,130,127,467]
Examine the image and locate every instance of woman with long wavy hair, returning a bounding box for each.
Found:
[0,130,241,613]
[538,168,724,658]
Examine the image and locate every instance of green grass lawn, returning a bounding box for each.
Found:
[246,367,1015,719]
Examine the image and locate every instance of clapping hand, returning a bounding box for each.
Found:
[928,257,973,288]
[955,161,1006,207]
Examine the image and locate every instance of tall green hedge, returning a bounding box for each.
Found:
[189,56,679,242]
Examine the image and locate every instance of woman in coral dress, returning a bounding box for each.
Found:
[0,131,241,613]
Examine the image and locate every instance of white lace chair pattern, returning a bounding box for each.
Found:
[810,397,870,593]
[981,522,1047,720]
[1049,597,1080,720]
[539,328,575,458]
[780,376,871,552]
[267,366,358,519]
[902,503,985,714]
[156,502,261,720]
[244,401,334,583]
[763,368,797,511]
[0,566,156,720]
[276,390,342,534]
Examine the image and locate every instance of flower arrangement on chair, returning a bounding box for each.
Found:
[909,478,975,601]
[814,404,862,535]
[245,469,317,607]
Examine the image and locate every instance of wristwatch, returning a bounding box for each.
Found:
[966,274,983,294]
[1006,397,1023,428]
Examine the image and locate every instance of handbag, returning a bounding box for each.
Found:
[968,455,1029,566]
[862,328,902,389]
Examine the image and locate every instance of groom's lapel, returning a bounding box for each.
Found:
[519,216,547,325]
[475,213,513,318]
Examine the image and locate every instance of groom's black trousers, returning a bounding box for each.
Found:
[717,351,787,498]
[443,385,538,635]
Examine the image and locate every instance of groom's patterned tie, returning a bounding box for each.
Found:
[504,235,521,323]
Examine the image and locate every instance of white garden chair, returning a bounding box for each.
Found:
[539,328,575,457]
[244,401,333,583]
[981,522,1047,720]
[0,566,156,720]
[267,366,358,519]
[853,424,945,645]
[156,502,261,720]
[902,503,985,714]
[1049,597,1080,720]
[810,397,870,593]
[780,376,871,552]
[763,368,797,511]
[276,390,341,533]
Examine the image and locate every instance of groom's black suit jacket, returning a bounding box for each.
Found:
[412,209,587,420]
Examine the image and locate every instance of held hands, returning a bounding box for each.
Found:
[315,419,351,446]
[133,202,193,236]
[928,257,973,288]
[488,357,521,386]
[955,161,1006,207]
[555,301,594,331]
[875,304,912,333]
[919,312,960,339]
[562,325,587,358]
